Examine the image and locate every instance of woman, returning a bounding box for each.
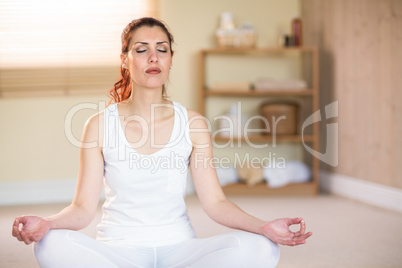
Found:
[12,17,312,268]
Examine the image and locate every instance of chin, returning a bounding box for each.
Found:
[147,81,164,88]
[146,80,166,89]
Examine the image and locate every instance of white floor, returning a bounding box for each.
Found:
[1,193,402,268]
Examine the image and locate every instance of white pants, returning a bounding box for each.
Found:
[34,230,280,268]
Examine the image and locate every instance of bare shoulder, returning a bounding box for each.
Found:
[186,108,208,129]
[186,108,211,147]
[82,110,105,149]
[85,110,104,127]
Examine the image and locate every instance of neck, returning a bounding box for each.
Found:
[122,86,171,120]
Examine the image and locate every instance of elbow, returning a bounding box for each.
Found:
[74,218,93,230]
[202,197,230,221]
[78,210,97,230]
[70,203,97,230]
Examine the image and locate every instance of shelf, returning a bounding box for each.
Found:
[222,182,318,196]
[205,89,314,96]
[201,47,317,55]
[199,47,320,195]
[213,135,315,143]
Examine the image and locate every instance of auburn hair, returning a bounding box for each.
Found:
[108,17,174,105]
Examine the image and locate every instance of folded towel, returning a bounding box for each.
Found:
[254,78,307,90]
[264,160,311,188]
[209,81,251,91]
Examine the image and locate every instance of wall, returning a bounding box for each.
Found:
[0,94,109,183]
[302,0,402,189]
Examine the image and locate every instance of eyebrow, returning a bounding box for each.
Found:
[134,41,169,45]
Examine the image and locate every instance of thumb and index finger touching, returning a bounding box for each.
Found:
[12,216,30,237]
[13,216,28,229]
[287,217,313,238]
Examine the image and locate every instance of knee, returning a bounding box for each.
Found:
[34,230,71,266]
[235,232,280,268]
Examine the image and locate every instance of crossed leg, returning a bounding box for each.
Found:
[34,230,280,268]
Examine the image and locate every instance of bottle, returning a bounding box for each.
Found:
[278,28,286,47]
[220,12,235,30]
[291,17,302,46]
[217,12,236,48]
[238,22,256,48]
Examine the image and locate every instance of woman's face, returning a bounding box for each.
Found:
[122,26,172,90]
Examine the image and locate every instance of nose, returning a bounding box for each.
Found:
[148,48,158,63]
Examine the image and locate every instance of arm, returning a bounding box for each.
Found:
[187,110,312,246]
[12,113,105,244]
[45,112,105,229]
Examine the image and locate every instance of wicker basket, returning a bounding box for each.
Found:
[217,33,236,48]
[216,30,256,48]
[259,102,299,135]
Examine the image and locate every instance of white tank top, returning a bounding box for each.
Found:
[96,101,196,247]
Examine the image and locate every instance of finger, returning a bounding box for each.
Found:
[12,224,19,238]
[13,216,29,231]
[12,218,24,241]
[12,219,19,237]
[12,218,22,231]
[286,217,303,226]
[295,219,306,237]
[288,236,308,246]
[13,226,23,241]
[293,232,313,242]
[20,231,32,245]
[12,218,19,229]
[278,239,297,246]
[16,216,28,225]
[282,232,301,242]
[293,240,306,246]
[293,233,313,245]
[302,231,313,240]
[278,233,299,244]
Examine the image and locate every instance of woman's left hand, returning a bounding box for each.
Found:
[261,218,312,246]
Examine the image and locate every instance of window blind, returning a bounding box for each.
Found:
[0,0,158,97]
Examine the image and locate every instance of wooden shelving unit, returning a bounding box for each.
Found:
[199,47,320,195]
[222,182,317,196]
[205,89,314,96]
[213,135,315,143]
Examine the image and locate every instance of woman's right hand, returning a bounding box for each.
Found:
[12,216,50,245]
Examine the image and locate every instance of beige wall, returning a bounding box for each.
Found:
[0,94,109,182]
[0,0,300,183]
[302,0,402,189]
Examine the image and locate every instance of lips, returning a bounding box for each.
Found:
[145,67,161,74]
